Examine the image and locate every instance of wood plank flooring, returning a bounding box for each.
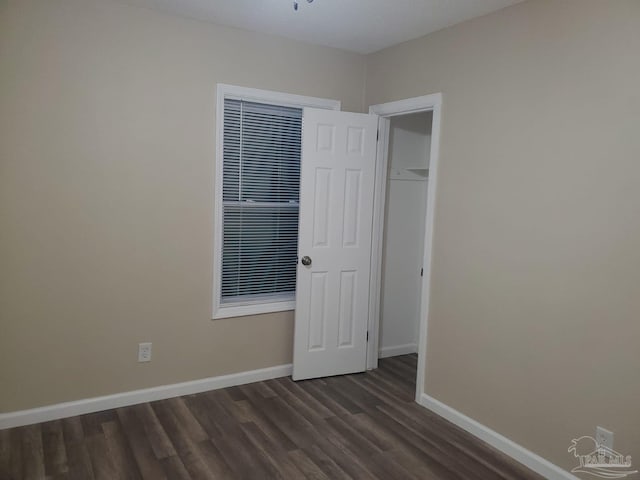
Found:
[0,355,544,479]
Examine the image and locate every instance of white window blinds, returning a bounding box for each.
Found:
[221,99,302,304]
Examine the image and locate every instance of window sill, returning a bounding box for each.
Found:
[213,300,296,320]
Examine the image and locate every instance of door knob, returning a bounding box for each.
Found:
[301,256,312,266]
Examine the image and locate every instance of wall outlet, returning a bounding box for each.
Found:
[596,426,614,450]
[138,342,152,362]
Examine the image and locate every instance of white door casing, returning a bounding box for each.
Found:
[292,108,379,381]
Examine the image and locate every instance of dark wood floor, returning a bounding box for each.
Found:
[0,355,543,480]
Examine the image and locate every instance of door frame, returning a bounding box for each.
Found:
[366,93,443,402]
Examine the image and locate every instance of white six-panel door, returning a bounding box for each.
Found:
[292,108,378,381]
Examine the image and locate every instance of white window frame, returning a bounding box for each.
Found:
[213,84,340,319]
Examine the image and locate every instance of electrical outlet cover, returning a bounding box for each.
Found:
[138,342,152,362]
[596,426,614,450]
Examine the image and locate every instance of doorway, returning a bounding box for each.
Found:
[379,112,432,359]
[367,94,443,402]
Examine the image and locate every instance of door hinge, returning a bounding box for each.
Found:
[376,130,379,141]
[420,267,424,277]
[366,331,369,342]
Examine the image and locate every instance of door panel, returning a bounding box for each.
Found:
[293,108,378,381]
[337,270,357,347]
[342,169,362,246]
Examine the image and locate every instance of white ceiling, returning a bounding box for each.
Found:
[116,0,524,54]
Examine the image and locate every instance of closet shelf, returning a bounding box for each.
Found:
[389,168,429,181]
[406,168,429,177]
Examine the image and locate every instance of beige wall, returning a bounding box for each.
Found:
[0,0,365,412]
[366,0,640,472]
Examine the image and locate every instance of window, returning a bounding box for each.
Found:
[213,85,340,319]
[221,99,301,304]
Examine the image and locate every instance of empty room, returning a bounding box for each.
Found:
[1,0,638,479]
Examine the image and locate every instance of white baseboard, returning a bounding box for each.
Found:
[378,343,417,358]
[0,363,292,430]
[418,394,578,480]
